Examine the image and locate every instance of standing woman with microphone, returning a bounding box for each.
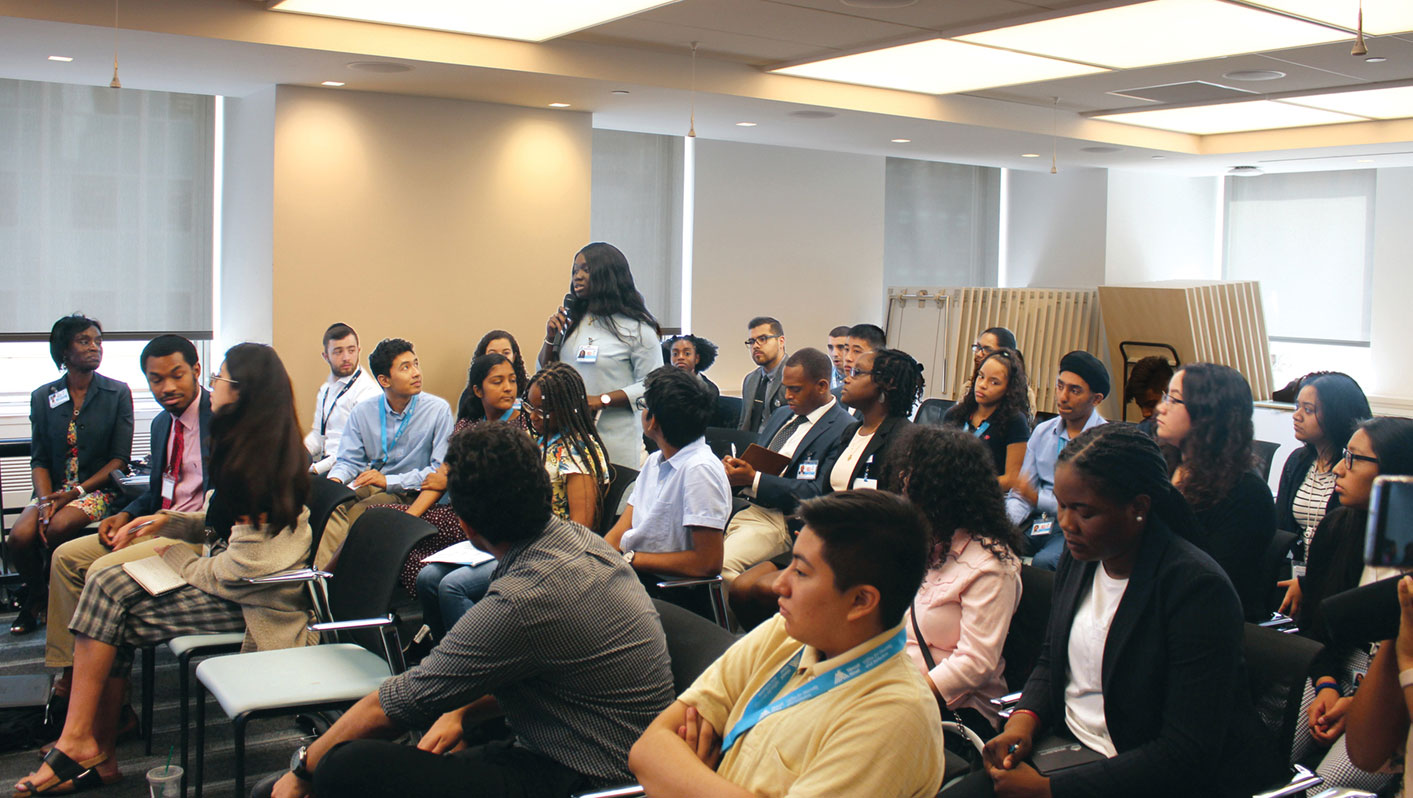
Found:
[540,242,662,468]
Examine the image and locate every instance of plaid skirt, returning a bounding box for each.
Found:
[69,563,245,676]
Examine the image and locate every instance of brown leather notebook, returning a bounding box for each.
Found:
[741,443,791,476]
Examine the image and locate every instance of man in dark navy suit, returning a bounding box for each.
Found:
[720,348,852,583]
[45,335,213,680]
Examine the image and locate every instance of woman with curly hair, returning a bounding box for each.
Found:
[828,347,924,492]
[1155,362,1275,621]
[944,347,1032,491]
[893,426,1023,731]
[662,333,721,407]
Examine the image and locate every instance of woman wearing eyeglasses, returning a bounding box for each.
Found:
[944,347,1032,492]
[1285,417,1413,795]
[541,242,663,468]
[1153,362,1275,622]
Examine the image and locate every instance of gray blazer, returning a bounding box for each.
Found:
[29,373,134,489]
[737,361,787,433]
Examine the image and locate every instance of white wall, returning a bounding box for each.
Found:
[217,87,276,355]
[691,139,885,391]
[1003,167,1108,288]
[1368,167,1413,406]
[1105,170,1221,285]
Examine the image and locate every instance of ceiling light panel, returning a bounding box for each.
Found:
[772,39,1106,95]
[957,0,1346,70]
[1249,0,1413,36]
[268,0,682,43]
[1092,100,1364,134]
[1282,85,1413,119]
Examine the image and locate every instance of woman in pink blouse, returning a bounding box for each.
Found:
[889,425,1024,730]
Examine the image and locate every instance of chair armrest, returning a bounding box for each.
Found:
[1253,765,1322,798]
[990,692,1022,708]
[569,787,645,798]
[308,614,395,633]
[242,568,331,585]
[655,575,724,589]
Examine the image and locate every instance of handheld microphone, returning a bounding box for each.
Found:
[555,290,577,348]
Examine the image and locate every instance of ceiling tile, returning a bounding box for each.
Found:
[572,18,834,64]
[581,0,920,53]
[766,0,1051,33]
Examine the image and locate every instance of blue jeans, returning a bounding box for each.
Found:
[415,560,497,638]
[1026,530,1065,571]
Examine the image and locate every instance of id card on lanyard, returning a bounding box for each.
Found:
[720,628,905,754]
[969,420,991,439]
[374,394,419,471]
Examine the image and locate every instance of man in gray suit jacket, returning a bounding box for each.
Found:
[721,348,852,582]
[737,316,788,434]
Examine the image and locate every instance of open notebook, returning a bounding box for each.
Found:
[122,555,188,597]
[421,540,496,567]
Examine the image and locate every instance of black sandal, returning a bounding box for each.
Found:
[14,747,108,797]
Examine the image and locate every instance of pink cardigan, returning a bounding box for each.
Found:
[903,532,1022,726]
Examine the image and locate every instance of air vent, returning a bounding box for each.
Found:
[789,110,837,119]
[347,61,413,73]
[1108,81,1255,104]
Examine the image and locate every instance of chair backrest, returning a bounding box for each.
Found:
[1002,564,1055,692]
[914,398,955,427]
[714,395,742,429]
[1243,623,1324,756]
[327,508,436,652]
[305,475,356,566]
[704,426,758,460]
[1254,441,1282,483]
[652,599,738,694]
[1256,529,1299,618]
[600,465,639,535]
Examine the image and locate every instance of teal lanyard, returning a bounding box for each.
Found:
[969,419,991,438]
[499,399,522,422]
[379,394,419,464]
[720,628,905,754]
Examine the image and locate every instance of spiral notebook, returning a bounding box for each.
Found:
[122,555,188,597]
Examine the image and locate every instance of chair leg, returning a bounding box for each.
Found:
[179,650,192,798]
[194,682,206,798]
[141,645,155,755]
[233,713,249,798]
[708,582,730,630]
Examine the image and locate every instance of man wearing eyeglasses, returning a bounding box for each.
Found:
[738,317,789,434]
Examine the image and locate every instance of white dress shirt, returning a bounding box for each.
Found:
[749,398,839,494]
[303,369,385,475]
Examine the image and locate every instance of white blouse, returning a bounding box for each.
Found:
[1064,565,1129,758]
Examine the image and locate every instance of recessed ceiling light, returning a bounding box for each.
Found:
[735,121,757,127]
[269,0,681,42]
[1093,100,1363,134]
[47,56,73,62]
[321,81,346,87]
[1282,85,1413,119]
[549,102,572,108]
[891,138,911,143]
[611,90,630,95]
[1366,56,1388,63]
[772,38,1106,95]
[957,0,1344,70]
[1021,153,1041,158]
[1248,0,1413,36]
[1222,70,1286,81]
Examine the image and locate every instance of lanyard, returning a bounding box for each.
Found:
[379,393,419,464]
[969,419,991,439]
[320,370,362,436]
[498,399,522,422]
[721,628,905,754]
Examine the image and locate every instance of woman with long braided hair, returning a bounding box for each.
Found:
[524,362,611,529]
[964,424,1280,798]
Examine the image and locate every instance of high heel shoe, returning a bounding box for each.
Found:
[9,606,37,636]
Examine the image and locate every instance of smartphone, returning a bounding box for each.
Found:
[1365,475,1413,567]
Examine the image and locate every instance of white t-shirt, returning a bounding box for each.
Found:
[1063,565,1129,758]
[829,430,875,492]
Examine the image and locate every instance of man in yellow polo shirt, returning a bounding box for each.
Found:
[629,490,944,797]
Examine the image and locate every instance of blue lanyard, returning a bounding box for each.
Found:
[498,399,522,422]
[379,394,419,463]
[721,628,905,754]
[969,419,991,439]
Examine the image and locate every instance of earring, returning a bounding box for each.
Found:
[1135,515,1144,522]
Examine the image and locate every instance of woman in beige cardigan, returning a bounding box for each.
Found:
[17,343,314,796]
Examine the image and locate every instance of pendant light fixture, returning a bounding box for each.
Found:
[1351,0,1368,56]
[109,0,121,88]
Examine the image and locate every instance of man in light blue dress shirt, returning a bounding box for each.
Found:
[1005,350,1109,570]
[329,338,455,530]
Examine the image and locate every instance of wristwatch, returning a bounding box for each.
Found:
[599,393,613,408]
[623,550,636,565]
[290,745,313,782]
[73,484,87,498]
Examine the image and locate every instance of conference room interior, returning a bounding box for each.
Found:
[3,0,1413,795]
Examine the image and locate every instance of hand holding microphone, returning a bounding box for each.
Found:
[544,290,577,347]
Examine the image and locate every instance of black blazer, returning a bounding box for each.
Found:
[1275,445,1340,539]
[124,390,213,518]
[753,402,854,513]
[1193,470,1277,622]
[818,416,911,494]
[29,373,134,488]
[1015,520,1279,798]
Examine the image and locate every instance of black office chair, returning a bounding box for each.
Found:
[914,398,956,426]
[1001,565,1056,697]
[1254,441,1282,483]
[1245,624,1328,797]
[1255,530,1299,627]
[599,465,639,535]
[704,426,758,460]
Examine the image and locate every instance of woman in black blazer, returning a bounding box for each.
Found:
[825,347,924,492]
[974,424,1281,798]
[1273,372,1369,547]
[11,315,133,635]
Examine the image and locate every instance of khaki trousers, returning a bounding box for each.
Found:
[45,533,202,668]
[721,504,792,584]
[312,486,411,570]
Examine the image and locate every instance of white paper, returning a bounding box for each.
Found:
[421,540,496,567]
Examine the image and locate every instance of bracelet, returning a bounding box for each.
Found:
[1314,680,1341,695]
[1011,708,1040,723]
[1400,669,1413,689]
[74,484,86,498]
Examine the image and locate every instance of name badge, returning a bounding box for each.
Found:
[1291,563,1307,579]
[1030,518,1053,537]
[798,460,818,480]
[161,475,177,501]
[855,478,878,490]
[576,344,599,363]
[48,388,70,409]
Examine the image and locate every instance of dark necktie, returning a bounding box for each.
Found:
[747,373,769,432]
[768,413,811,453]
